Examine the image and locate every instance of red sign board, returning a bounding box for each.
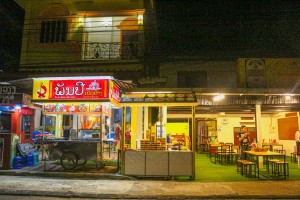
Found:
[49,79,109,100]
[110,81,120,105]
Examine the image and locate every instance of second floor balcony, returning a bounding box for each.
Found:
[82,41,139,60]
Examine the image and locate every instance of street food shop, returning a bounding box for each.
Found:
[0,84,38,169]
[31,76,122,169]
[118,89,198,179]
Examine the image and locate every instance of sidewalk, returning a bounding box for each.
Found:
[0,173,299,199]
[1,160,300,199]
[0,161,129,180]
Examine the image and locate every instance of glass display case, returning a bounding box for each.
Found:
[78,115,101,138]
[21,115,31,140]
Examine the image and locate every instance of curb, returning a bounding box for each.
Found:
[0,190,300,199]
[0,170,135,180]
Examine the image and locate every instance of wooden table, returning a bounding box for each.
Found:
[244,150,286,180]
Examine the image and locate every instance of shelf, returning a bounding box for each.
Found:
[197,120,217,153]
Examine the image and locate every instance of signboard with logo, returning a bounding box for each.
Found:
[110,80,120,106]
[33,79,109,100]
[33,78,120,114]
[237,58,300,88]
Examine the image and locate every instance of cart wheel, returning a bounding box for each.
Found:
[96,161,105,170]
[78,160,87,166]
[60,152,78,170]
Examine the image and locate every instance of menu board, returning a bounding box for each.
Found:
[44,103,102,114]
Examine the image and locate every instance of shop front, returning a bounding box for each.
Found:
[119,89,198,179]
[31,76,123,169]
[0,84,38,169]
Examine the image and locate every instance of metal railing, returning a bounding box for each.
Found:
[82,42,139,60]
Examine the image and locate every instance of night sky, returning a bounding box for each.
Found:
[155,0,300,58]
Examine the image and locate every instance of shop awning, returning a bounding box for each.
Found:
[112,80,137,90]
[120,90,198,107]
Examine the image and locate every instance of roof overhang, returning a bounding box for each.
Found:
[120,88,198,107]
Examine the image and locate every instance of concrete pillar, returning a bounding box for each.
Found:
[130,106,137,149]
[255,104,262,143]
[143,106,148,139]
[121,106,126,175]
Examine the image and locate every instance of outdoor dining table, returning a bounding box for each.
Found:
[244,150,287,180]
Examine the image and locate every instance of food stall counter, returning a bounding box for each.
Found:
[124,150,194,178]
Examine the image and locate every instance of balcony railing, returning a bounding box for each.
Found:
[82,42,139,60]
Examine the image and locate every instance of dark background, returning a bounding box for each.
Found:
[1,0,300,74]
[0,0,24,73]
[155,0,300,58]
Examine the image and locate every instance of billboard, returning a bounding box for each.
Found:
[33,79,109,100]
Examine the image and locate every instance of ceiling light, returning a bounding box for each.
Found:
[213,94,225,101]
[285,93,294,100]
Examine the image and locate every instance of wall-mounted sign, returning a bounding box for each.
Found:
[33,79,109,100]
[0,85,16,95]
[0,85,16,104]
[110,81,120,106]
[238,58,300,88]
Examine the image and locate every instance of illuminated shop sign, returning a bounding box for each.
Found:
[110,81,120,106]
[33,79,109,100]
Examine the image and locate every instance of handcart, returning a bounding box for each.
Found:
[41,139,105,170]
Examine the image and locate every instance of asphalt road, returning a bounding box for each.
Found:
[0,196,283,200]
[0,175,300,199]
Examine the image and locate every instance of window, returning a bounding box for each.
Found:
[177,71,207,88]
[40,20,67,43]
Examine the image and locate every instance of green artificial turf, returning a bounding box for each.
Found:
[179,153,300,182]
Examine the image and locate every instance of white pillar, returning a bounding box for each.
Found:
[143,106,148,139]
[72,114,78,130]
[162,106,167,124]
[34,109,42,129]
[255,104,262,142]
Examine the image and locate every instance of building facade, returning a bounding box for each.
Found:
[14,0,157,83]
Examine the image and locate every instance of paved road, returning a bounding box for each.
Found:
[0,175,299,199]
